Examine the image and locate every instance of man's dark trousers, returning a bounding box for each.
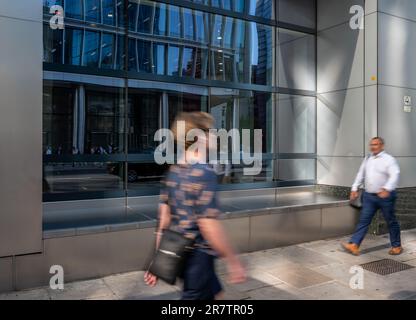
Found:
[350,191,401,247]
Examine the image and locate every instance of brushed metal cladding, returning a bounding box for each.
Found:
[14,227,155,290]
[321,206,360,239]
[221,217,250,254]
[0,257,14,292]
[0,13,42,257]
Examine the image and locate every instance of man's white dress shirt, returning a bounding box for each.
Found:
[352,151,400,193]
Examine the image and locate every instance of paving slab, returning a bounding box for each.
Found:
[2,228,416,300]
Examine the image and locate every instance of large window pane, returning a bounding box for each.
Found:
[167,45,180,76]
[83,31,100,67]
[85,0,101,22]
[43,26,63,64]
[85,86,125,154]
[137,0,154,33]
[43,83,74,155]
[153,3,167,36]
[128,90,160,154]
[169,5,181,38]
[64,28,83,66]
[102,0,116,26]
[65,0,83,20]
[153,43,165,75]
[137,39,151,73]
[101,33,115,68]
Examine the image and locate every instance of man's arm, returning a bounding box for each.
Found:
[382,158,400,192]
[352,158,366,192]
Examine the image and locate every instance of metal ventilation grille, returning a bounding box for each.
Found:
[360,259,414,276]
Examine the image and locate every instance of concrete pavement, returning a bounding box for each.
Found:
[1,229,416,300]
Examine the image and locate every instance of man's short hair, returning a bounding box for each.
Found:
[371,137,385,145]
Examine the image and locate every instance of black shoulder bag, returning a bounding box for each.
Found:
[146,229,195,285]
[350,155,370,209]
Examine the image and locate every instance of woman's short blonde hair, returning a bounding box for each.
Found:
[171,112,215,150]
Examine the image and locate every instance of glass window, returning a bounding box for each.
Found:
[167,46,180,76]
[137,0,154,33]
[128,1,138,31]
[43,26,63,64]
[128,38,137,71]
[116,35,125,70]
[102,0,116,26]
[137,39,151,73]
[210,88,273,154]
[64,28,83,66]
[43,84,74,155]
[182,47,194,77]
[85,0,101,22]
[153,3,167,36]
[83,31,100,67]
[43,0,63,14]
[183,8,195,40]
[101,33,115,69]
[169,5,181,38]
[248,0,275,20]
[85,87,125,154]
[153,43,165,75]
[194,11,208,43]
[195,48,208,79]
[65,0,83,20]
[128,90,160,154]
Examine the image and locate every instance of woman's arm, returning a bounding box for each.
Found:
[155,203,171,248]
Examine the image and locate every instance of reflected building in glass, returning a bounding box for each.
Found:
[42,0,317,208]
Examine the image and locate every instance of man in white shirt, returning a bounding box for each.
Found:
[342,137,403,256]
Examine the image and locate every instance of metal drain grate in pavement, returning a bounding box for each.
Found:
[360,259,414,276]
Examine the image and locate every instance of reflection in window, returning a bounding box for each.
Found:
[128,1,138,31]
[128,91,160,154]
[195,11,207,43]
[169,5,181,38]
[85,0,100,22]
[138,0,154,33]
[167,46,180,76]
[101,33,115,69]
[128,38,137,71]
[116,35,125,70]
[83,31,100,67]
[248,0,274,20]
[154,3,167,36]
[169,93,207,126]
[137,40,151,73]
[195,48,208,79]
[102,0,116,25]
[43,84,74,155]
[182,47,194,77]
[183,8,195,40]
[64,28,83,66]
[43,26,63,64]
[85,88,124,154]
[153,43,165,75]
[65,0,83,20]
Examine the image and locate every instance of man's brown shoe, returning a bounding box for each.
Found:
[341,242,360,256]
[388,247,403,255]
